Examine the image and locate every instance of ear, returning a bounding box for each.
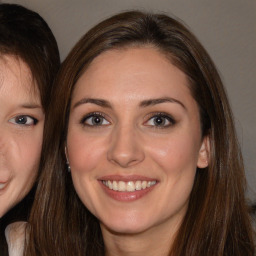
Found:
[197,135,210,168]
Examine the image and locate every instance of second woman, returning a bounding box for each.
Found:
[26,11,255,256]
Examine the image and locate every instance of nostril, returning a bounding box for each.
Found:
[107,127,145,167]
[111,157,139,168]
[108,147,145,168]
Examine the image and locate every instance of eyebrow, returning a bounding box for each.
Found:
[73,98,112,109]
[73,97,186,110]
[20,104,42,109]
[139,97,186,110]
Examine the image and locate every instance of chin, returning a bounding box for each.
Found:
[100,215,153,235]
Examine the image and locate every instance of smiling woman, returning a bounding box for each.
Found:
[26,11,255,256]
[66,47,208,238]
[0,56,44,217]
[0,3,60,255]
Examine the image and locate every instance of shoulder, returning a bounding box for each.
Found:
[5,221,27,256]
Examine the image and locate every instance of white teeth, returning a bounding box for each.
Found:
[147,181,156,187]
[135,181,141,190]
[0,183,7,190]
[142,181,147,189]
[127,181,135,192]
[107,180,113,189]
[102,180,156,192]
[113,181,118,191]
[119,181,126,191]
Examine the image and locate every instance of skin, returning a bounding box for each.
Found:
[67,47,209,256]
[0,55,44,217]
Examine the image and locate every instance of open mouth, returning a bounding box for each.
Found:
[102,180,157,192]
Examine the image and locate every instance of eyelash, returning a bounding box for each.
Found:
[144,112,176,128]
[80,112,110,127]
[80,111,175,129]
[9,115,38,126]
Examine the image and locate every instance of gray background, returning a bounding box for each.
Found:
[2,0,255,200]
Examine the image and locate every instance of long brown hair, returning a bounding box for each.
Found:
[26,11,255,255]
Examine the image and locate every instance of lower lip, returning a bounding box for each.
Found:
[99,181,157,202]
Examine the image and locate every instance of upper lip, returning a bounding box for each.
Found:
[98,175,158,182]
[0,177,10,186]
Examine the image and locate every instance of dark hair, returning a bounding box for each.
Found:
[0,3,60,255]
[26,11,255,255]
[0,3,60,112]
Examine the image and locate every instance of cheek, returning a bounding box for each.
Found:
[7,128,42,172]
[1,130,43,215]
[144,135,200,218]
[67,131,106,173]
[146,133,200,175]
[14,130,43,186]
[67,131,107,213]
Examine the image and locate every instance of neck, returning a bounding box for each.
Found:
[101,218,181,256]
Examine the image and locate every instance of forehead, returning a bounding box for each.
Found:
[0,54,39,99]
[73,47,192,102]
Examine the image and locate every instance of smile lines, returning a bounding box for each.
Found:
[102,180,157,192]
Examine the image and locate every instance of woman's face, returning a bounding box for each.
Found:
[67,47,209,236]
[0,55,44,217]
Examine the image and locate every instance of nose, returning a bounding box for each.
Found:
[107,124,145,168]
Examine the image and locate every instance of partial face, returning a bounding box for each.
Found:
[0,55,44,217]
[67,47,209,236]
